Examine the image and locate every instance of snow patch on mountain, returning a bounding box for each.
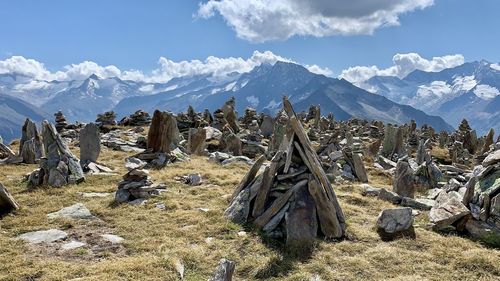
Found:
[246,95,259,108]
[490,63,500,71]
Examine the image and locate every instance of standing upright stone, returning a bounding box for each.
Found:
[393,158,415,198]
[391,126,404,158]
[79,123,100,164]
[187,128,207,155]
[222,98,240,133]
[381,124,397,158]
[147,110,180,153]
[19,118,44,164]
[259,115,274,138]
[482,128,495,154]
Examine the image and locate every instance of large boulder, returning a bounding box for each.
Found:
[376,207,415,240]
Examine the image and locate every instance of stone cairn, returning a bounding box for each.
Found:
[133,110,187,168]
[119,110,151,126]
[225,97,345,254]
[96,111,117,126]
[114,159,166,204]
[27,121,85,188]
[54,111,69,133]
[0,182,19,216]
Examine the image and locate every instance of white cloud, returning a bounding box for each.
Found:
[340,53,465,83]
[0,51,332,84]
[474,84,500,99]
[197,0,434,42]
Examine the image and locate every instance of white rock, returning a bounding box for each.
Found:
[17,229,68,244]
[101,234,124,244]
[61,241,86,251]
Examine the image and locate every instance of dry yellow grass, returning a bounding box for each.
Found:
[1,143,500,281]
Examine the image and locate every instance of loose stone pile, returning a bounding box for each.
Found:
[96,111,117,126]
[119,110,151,126]
[225,98,345,254]
[115,158,166,203]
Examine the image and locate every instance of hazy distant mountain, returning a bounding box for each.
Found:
[0,95,48,143]
[358,60,500,134]
[1,61,455,136]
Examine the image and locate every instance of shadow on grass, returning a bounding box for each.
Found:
[245,223,315,280]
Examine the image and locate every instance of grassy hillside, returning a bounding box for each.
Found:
[1,142,499,280]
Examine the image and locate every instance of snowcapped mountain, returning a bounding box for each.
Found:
[358,60,500,134]
[116,61,453,131]
[1,61,455,138]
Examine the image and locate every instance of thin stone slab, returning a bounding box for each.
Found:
[286,183,318,253]
[17,229,68,244]
[47,203,95,220]
[79,123,101,163]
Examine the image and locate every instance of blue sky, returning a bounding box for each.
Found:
[0,0,499,78]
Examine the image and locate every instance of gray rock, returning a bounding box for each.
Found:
[221,156,253,166]
[209,258,236,281]
[187,173,203,186]
[125,157,147,171]
[17,229,68,244]
[465,219,500,247]
[115,188,131,203]
[376,207,415,240]
[378,188,402,204]
[429,192,470,228]
[401,197,435,210]
[483,149,500,166]
[360,184,381,197]
[79,123,100,163]
[47,203,95,220]
[224,187,250,224]
[393,159,415,198]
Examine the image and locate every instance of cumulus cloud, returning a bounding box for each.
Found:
[0,51,332,83]
[340,53,465,83]
[197,0,434,42]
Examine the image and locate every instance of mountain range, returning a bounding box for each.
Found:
[0,60,469,142]
[357,60,500,135]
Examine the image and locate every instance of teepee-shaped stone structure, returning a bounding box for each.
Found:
[225,97,346,250]
[0,182,19,216]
